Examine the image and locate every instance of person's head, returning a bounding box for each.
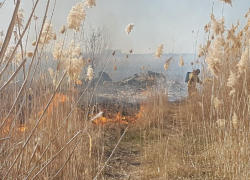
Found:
[196,69,200,75]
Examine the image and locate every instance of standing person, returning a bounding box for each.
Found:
[187,69,202,97]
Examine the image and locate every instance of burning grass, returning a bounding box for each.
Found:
[92,103,144,125]
[93,112,135,125]
[1,0,250,179]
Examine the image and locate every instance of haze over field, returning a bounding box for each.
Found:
[1,0,250,54]
[2,0,250,179]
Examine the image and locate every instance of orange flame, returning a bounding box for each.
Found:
[92,104,148,126]
[1,93,67,135]
[39,93,67,117]
[1,119,27,134]
[18,124,27,133]
[93,112,133,125]
[1,119,11,135]
[47,93,67,116]
[93,103,147,125]
[136,103,146,118]
[75,79,82,85]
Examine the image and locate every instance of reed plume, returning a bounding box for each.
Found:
[245,8,250,18]
[48,67,54,78]
[125,23,134,34]
[219,0,232,5]
[237,47,249,74]
[211,14,225,35]
[59,25,66,34]
[72,45,81,57]
[26,51,33,58]
[179,56,184,66]
[15,8,24,28]
[205,38,223,77]
[204,23,211,33]
[59,40,86,81]
[155,44,164,58]
[227,71,238,96]
[53,41,64,60]
[32,40,36,46]
[4,45,15,63]
[64,56,86,82]
[227,71,238,88]
[39,20,54,44]
[85,0,96,8]
[67,2,86,32]
[16,52,22,65]
[214,97,222,109]
[164,57,172,70]
[86,65,94,81]
[48,67,58,86]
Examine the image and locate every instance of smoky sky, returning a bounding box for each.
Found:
[1,0,250,54]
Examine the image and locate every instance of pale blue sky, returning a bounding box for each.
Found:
[1,0,250,54]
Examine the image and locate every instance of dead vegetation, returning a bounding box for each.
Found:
[1,0,250,179]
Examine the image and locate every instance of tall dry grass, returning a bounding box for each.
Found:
[1,0,250,179]
[134,7,250,180]
[0,0,118,179]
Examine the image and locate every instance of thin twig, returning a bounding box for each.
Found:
[51,134,83,179]
[0,0,20,64]
[0,0,39,75]
[0,137,11,142]
[0,58,27,92]
[0,0,40,130]
[30,130,83,180]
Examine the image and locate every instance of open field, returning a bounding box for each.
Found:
[1,0,250,179]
